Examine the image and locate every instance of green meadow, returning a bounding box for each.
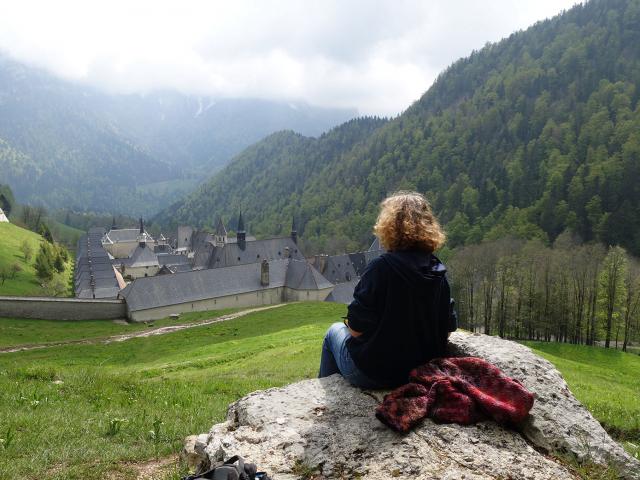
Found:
[0,303,638,479]
[521,341,640,459]
[0,222,73,297]
[0,308,239,349]
[0,303,344,479]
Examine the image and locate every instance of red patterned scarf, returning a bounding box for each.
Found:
[375,357,534,432]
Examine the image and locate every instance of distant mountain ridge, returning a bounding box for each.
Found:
[0,54,356,216]
[159,0,640,256]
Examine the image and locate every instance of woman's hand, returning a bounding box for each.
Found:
[344,318,363,338]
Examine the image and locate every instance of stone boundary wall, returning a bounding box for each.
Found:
[0,296,126,320]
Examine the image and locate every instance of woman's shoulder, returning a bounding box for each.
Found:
[363,254,391,275]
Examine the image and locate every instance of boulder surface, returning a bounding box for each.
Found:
[186,332,639,479]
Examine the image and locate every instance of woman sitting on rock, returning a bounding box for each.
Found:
[319,191,457,389]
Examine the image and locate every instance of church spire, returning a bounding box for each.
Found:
[137,217,148,248]
[291,216,298,244]
[237,210,245,233]
[237,211,246,250]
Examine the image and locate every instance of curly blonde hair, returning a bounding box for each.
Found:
[373,191,446,252]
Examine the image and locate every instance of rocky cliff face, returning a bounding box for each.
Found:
[184,332,640,479]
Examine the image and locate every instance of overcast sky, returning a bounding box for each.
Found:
[0,0,579,115]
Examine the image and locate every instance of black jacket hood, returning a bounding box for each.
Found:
[381,250,447,287]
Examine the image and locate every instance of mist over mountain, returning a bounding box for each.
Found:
[159,0,640,256]
[0,54,356,216]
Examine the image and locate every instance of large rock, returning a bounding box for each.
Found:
[188,332,639,479]
[448,332,639,478]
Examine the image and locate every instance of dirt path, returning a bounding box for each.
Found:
[0,304,286,354]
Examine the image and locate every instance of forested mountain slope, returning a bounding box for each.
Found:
[0,55,355,215]
[159,117,388,252]
[162,0,640,256]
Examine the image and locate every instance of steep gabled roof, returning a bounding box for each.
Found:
[325,280,360,304]
[119,244,159,268]
[215,217,227,236]
[285,260,333,290]
[319,253,359,284]
[103,228,142,244]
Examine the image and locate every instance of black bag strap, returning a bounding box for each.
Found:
[182,454,264,480]
[224,455,246,479]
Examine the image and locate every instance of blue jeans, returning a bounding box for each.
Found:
[318,323,385,389]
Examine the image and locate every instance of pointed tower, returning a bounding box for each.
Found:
[237,211,246,250]
[137,217,148,248]
[291,216,298,244]
[215,217,228,246]
[111,216,117,231]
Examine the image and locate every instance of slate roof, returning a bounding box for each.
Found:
[207,237,305,269]
[318,254,359,284]
[157,253,191,267]
[325,280,360,304]
[153,243,173,254]
[120,259,332,312]
[75,227,121,299]
[285,259,334,290]
[117,243,159,268]
[310,248,383,284]
[102,228,153,244]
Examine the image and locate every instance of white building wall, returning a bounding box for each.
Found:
[283,286,334,302]
[128,287,286,322]
[122,264,160,279]
[127,285,335,322]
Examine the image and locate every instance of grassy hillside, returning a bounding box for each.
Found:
[0,302,344,479]
[0,303,638,478]
[523,341,640,449]
[0,308,239,349]
[0,222,72,296]
[46,218,84,250]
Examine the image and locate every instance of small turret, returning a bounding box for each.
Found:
[137,217,147,248]
[215,217,228,246]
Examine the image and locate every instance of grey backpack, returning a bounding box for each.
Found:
[182,455,270,480]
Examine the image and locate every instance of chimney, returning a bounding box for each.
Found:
[315,254,327,273]
[260,259,269,286]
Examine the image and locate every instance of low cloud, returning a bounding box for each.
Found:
[0,0,579,115]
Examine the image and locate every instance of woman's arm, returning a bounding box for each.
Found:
[346,256,387,335]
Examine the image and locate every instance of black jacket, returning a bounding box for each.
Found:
[346,250,457,387]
